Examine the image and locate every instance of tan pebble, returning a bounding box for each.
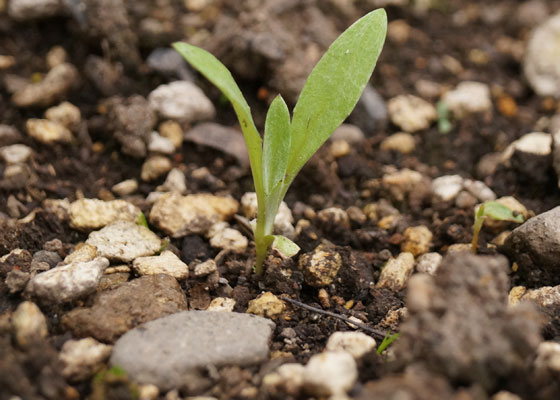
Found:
[246,292,285,319]
[401,225,433,256]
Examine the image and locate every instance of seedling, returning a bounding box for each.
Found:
[471,201,524,253]
[436,100,452,134]
[377,331,400,356]
[174,9,387,273]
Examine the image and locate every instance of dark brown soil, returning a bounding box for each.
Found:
[2,0,560,399]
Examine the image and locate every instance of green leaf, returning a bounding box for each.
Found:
[377,332,400,355]
[172,42,264,196]
[136,212,149,229]
[481,201,524,223]
[285,9,387,182]
[263,95,291,195]
[270,235,300,258]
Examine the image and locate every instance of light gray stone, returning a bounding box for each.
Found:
[0,144,33,164]
[524,13,560,97]
[25,118,73,144]
[503,206,560,286]
[377,252,415,291]
[60,338,112,381]
[193,259,217,278]
[432,175,464,202]
[26,257,109,303]
[149,192,238,238]
[133,250,189,280]
[303,351,357,397]
[8,0,63,20]
[326,331,376,360]
[148,81,215,122]
[442,81,492,117]
[148,131,176,154]
[86,221,162,263]
[387,94,436,133]
[69,198,142,231]
[415,252,443,275]
[112,179,138,197]
[110,311,275,390]
[156,168,187,194]
[11,301,48,348]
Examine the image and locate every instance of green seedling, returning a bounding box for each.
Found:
[174,9,387,274]
[136,212,149,229]
[436,100,452,134]
[377,331,400,356]
[471,201,524,253]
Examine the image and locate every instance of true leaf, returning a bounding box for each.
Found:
[172,42,264,195]
[263,95,291,195]
[285,9,387,182]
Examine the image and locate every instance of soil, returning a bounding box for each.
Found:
[2,0,560,399]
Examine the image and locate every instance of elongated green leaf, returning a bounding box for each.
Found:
[481,201,524,223]
[285,9,387,182]
[172,42,264,195]
[263,95,291,195]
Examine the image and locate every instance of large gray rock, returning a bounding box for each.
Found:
[110,311,275,390]
[62,274,188,343]
[25,257,109,303]
[502,206,560,286]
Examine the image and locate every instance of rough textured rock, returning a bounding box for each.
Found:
[524,12,560,97]
[520,286,560,338]
[7,0,63,20]
[263,363,306,397]
[303,351,358,397]
[387,94,436,133]
[502,206,560,286]
[25,257,109,304]
[246,292,285,319]
[0,144,33,165]
[442,81,492,117]
[395,252,543,391]
[149,192,239,238]
[69,198,142,231]
[401,226,432,256]
[148,81,215,122]
[325,331,376,360]
[12,63,78,108]
[132,250,189,280]
[415,252,443,275]
[62,274,188,343]
[59,338,112,381]
[86,221,162,263]
[11,301,48,349]
[25,119,73,144]
[45,101,81,129]
[110,311,274,390]
[140,155,172,182]
[380,132,416,154]
[377,252,415,291]
[298,244,342,287]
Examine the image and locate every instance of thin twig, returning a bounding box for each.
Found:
[282,297,389,340]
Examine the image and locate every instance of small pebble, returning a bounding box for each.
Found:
[148,81,215,122]
[148,131,176,154]
[303,351,358,397]
[60,338,112,381]
[330,124,365,144]
[262,363,305,397]
[156,168,187,194]
[45,101,81,129]
[26,118,73,144]
[207,297,236,312]
[377,252,415,291]
[69,198,141,231]
[326,331,376,359]
[64,243,98,264]
[193,259,217,278]
[159,120,183,149]
[11,301,48,348]
[0,144,33,164]
[415,252,443,275]
[133,250,189,280]
[380,132,416,154]
[112,179,139,197]
[387,94,436,133]
[401,226,433,256]
[246,292,285,319]
[442,81,492,117]
[330,139,351,158]
[141,155,172,182]
[298,244,342,287]
[432,175,464,202]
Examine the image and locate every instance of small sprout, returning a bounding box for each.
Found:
[174,9,387,274]
[136,212,149,229]
[377,331,400,356]
[436,100,452,134]
[471,201,524,253]
[157,238,170,255]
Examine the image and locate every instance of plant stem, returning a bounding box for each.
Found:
[254,194,268,275]
[471,204,485,253]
